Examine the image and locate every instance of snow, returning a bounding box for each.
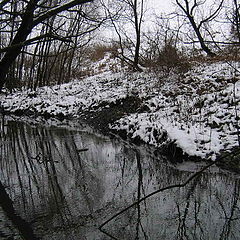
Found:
[111,62,240,160]
[0,54,239,161]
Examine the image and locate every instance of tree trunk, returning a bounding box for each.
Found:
[0,0,38,91]
[188,16,216,57]
[133,0,141,70]
[0,0,93,91]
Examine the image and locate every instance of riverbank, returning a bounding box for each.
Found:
[0,56,240,166]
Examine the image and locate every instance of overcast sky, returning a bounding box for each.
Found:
[147,0,173,14]
[102,0,228,43]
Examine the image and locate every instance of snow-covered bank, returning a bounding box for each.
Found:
[111,62,240,160]
[0,59,239,161]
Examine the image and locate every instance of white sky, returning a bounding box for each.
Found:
[101,0,176,40]
[147,0,174,15]
[101,0,229,44]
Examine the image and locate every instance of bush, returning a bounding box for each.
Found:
[88,43,119,62]
[143,42,191,73]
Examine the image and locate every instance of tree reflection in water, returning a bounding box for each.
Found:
[0,116,240,240]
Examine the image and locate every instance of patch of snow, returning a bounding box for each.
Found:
[0,60,239,161]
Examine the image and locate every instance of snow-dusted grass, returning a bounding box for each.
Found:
[1,71,154,116]
[111,62,240,160]
[0,56,239,161]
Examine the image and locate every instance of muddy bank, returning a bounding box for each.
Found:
[79,95,143,132]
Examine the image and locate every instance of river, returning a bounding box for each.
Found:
[0,115,240,240]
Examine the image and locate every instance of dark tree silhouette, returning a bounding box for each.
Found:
[102,0,144,71]
[175,0,224,57]
[0,0,93,91]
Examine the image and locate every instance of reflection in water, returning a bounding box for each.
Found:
[0,116,240,240]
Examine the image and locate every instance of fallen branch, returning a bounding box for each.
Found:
[77,148,89,152]
[99,148,240,238]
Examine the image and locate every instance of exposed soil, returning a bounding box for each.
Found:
[80,95,145,132]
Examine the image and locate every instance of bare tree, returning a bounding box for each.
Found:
[131,0,144,69]
[103,0,145,71]
[24,3,100,89]
[0,0,93,91]
[175,0,224,56]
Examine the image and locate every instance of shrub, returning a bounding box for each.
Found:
[142,42,191,73]
[88,43,119,62]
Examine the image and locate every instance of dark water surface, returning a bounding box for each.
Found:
[0,115,240,240]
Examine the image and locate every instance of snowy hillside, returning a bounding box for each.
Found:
[0,54,239,161]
